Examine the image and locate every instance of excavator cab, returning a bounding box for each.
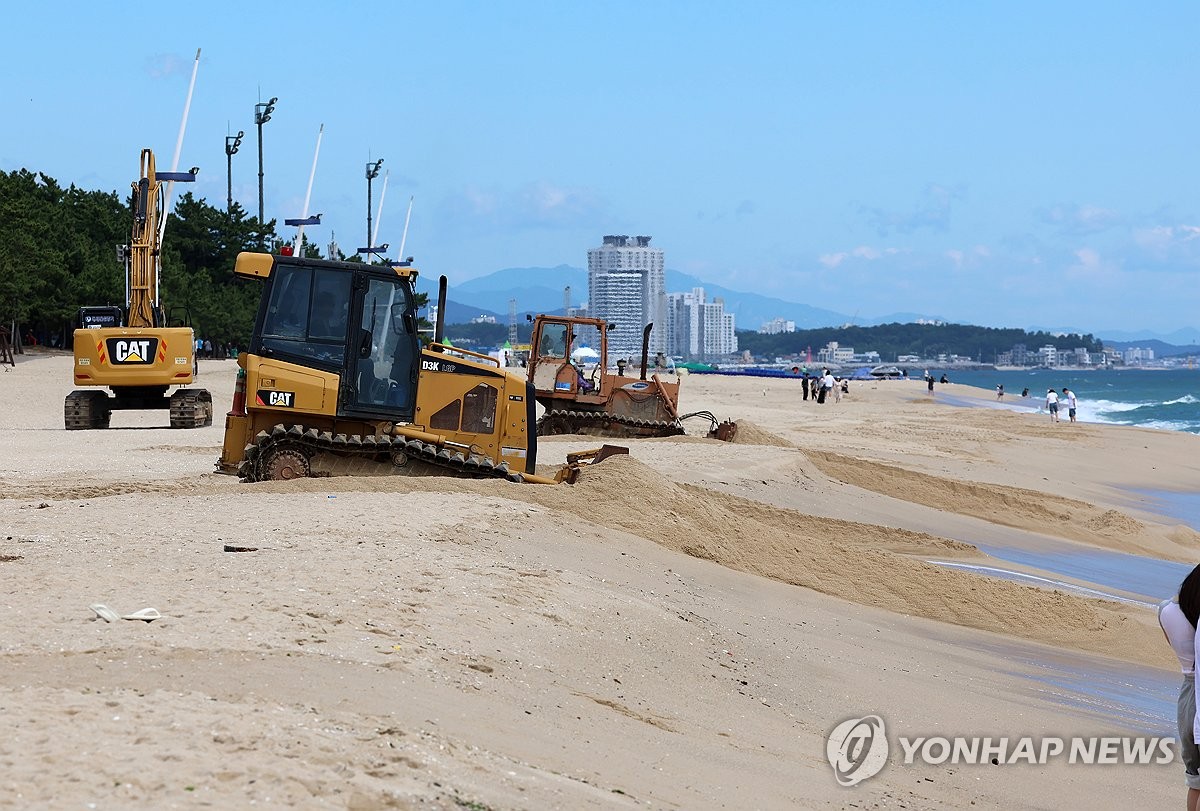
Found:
[219,252,617,484]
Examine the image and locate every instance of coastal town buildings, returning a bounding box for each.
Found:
[759,317,796,334]
[664,288,738,360]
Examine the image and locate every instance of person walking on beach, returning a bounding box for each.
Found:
[817,369,833,404]
[1161,564,1200,808]
[996,384,1004,400]
[1045,388,1060,422]
[925,371,934,395]
[801,372,810,402]
[1062,387,1077,423]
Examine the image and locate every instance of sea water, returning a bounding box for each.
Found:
[931,368,1200,434]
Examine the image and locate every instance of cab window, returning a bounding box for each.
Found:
[261,266,351,366]
[538,322,568,358]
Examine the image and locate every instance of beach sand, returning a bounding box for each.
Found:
[1,354,1197,809]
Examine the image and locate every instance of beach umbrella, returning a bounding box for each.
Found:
[571,345,599,360]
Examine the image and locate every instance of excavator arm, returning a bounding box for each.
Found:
[126,149,163,329]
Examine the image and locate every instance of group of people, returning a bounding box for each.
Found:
[1044,387,1078,423]
[797,368,848,404]
[193,338,237,360]
[994,383,1079,423]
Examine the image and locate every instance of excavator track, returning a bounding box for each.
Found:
[64,391,112,430]
[169,388,214,429]
[238,423,524,484]
[536,409,684,439]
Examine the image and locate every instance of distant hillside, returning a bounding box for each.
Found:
[1098,327,1200,344]
[1102,339,1200,358]
[447,265,864,329]
[430,265,1196,341]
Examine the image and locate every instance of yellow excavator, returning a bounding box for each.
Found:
[217,251,623,484]
[66,150,211,429]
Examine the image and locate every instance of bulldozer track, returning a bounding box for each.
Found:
[238,423,524,484]
[536,409,684,439]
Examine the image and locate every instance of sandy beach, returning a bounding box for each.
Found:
[2,352,1197,809]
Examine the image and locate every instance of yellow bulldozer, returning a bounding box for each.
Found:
[217,252,623,484]
[66,150,211,430]
[527,314,737,441]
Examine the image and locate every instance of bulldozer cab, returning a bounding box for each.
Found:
[247,254,419,420]
[529,316,605,399]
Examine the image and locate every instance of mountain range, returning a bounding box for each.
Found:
[419,265,1197,348]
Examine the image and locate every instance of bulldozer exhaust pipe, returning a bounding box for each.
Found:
[640,323,653,381]
[435,275,447,344]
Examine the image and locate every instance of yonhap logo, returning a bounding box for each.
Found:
[827,715,889,786]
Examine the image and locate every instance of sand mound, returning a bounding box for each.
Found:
[506,455,1156,664]
[729,420,793,448]
[1084,509,1145,535]
[806,451,1149,549]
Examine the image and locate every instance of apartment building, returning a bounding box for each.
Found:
[587,235,666,359]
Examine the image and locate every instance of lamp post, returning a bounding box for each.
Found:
[365,158,383,250]
[224,130,244,213]
[254,96,277,238]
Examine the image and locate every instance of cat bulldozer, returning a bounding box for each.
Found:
[528,314,737,441]
[217,252,624,484]
[66,149,211,430]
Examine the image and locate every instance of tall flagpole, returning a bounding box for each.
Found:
[158,47,201,300]
[398,196,414,260]
[294,123,324,255]
[371,170,389,250]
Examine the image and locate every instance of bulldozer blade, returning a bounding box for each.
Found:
[566,444,630,466]
[708,420,739,442]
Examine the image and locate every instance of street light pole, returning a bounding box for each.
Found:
[254,97,277,240]
[224,130,244,213]
[365,158,383,253]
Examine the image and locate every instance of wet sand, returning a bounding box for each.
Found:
[1,353,1197,809]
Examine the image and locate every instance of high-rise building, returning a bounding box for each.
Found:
[587,235,666,360]
[665,287,737,360]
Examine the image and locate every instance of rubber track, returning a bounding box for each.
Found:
[536,409,684,439]
[239,423,523,483]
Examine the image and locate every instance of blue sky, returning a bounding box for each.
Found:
[3,2,1197,333]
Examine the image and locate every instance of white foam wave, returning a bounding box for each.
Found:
[1137,420,1200,433]
[1164,394,1199,405]
[1086,398,1146,414]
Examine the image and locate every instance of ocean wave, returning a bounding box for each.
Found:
[1085,398,1146,414]
[1136,420,1200,434]
[1164,394,1199,405]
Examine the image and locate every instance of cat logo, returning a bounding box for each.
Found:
[255,390,296,408]
[105,337,158,365]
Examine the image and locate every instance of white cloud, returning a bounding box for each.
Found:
[145,52,191,79]
[1132,223,1200,259]
[439,181,605,231]
[1063,247,1119,281]
[818,245,902,268]
[944,245,991,268]
[1037,203,1121,235]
